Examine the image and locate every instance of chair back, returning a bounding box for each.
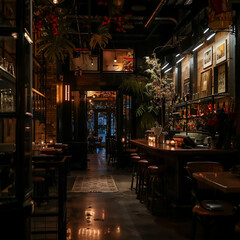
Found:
[185,161,224,177]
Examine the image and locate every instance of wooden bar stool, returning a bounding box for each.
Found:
[146,165,166,213]
[136,159,149,201]
[130,155,141,190]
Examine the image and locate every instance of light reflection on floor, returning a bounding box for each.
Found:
[67,148,193,240]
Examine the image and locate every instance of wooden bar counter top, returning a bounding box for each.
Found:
[130,139,238,156]
[130,139,239,207]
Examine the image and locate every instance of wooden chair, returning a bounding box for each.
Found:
[185,161,224,199]
[185,162,236,240]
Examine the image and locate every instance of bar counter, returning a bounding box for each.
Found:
[130,139,239,207]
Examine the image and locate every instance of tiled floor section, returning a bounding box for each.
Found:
[66,148,195,240]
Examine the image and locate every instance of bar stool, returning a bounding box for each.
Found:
[136,159,149,201]
[146,165,166,213]
[130,155,141,190]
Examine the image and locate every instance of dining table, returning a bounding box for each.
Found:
[193,171,240,194]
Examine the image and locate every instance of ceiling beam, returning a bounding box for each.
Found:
[144,0,167,28]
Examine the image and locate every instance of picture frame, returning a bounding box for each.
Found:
[203,46,212,68]
[200,69,212,97]
[216,39,227,65]
[214,62,227,94]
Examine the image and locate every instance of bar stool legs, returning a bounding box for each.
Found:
[146,165,166,214]
[136,160,149,202]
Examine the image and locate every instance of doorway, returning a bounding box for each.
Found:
[87,91,116,145]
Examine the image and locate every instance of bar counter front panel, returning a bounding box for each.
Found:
[130,139,238,207]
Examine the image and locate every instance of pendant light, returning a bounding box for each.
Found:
[114,51,117,63]
[48,0,64,5]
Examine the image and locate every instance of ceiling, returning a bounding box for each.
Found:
[60,0,209,57]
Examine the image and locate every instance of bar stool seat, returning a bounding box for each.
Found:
[130,153,138,157]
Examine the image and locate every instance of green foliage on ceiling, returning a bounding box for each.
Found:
[89,25,112,50]
[36,24,76,63]
[34,1,76,63]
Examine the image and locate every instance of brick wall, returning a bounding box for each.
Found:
[45,63,57,143]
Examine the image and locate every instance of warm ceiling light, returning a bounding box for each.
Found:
[49,0,64,4]
[114,52,117,62]
[192,42,204,52]
[206,32,216,41]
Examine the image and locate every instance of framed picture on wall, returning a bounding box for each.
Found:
[216,39,227,64]
[200,69,212,97]
[214,62,227,94]
[203,46,212,68]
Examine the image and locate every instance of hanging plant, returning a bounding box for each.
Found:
[36,23,76,63]
[34,2,76,63]
[89,25,112,50]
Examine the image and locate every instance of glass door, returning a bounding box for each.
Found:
[98,112,107,142]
